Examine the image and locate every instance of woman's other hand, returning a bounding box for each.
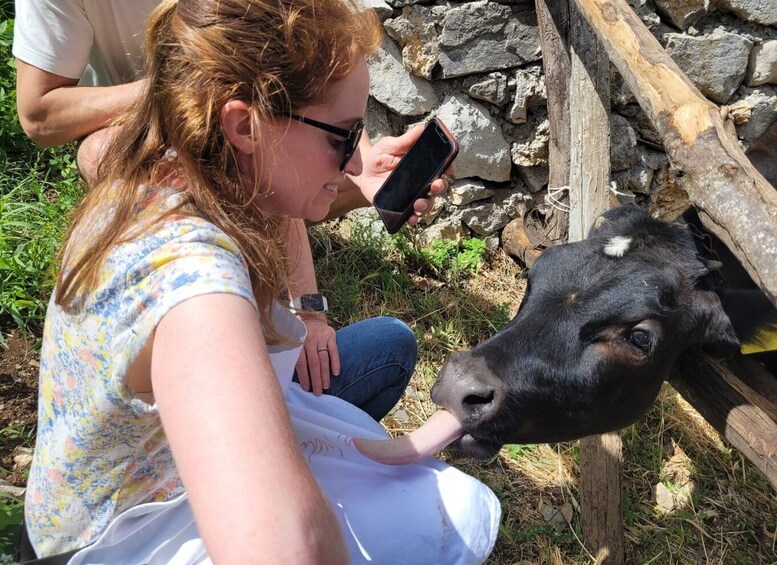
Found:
[296,313,341,395]
[354,126,455,225]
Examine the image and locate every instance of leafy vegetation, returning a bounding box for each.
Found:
[0,16,84,556]
[0,18,84,339]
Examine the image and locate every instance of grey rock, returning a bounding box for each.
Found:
[389,408,411,424]
[368,37,439,116]
[508,69,546,124]
[655,482,678,512]
[492,187,532,218]
[448,179,495,206]
[665,30,754,103]
[516,165,549,193]
[636,4,664,33]
[347,208,386,238]
[434,95,512,182]
[626,149,670,194]
[418,217,466,246]
[438,2,540,78]
[365,97,394,143]
[484,234,501,253]
[746,40,777,87]
[384,5,447,79]
[611,114,640,172]
[654,0,709,30]
[389,0,428,7]
[355,0,394,20]
[465,72,510,106]
[511,119,550,167]
[716,0,777,26]
[732,85,777,143]
[0,479,25,499]
[462,203,512,236]
[13,447,33,471]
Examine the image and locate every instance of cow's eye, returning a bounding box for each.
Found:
[628,329,652,353]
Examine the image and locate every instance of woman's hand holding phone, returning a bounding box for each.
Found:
[352,124,456,227]
[371,118,459,233]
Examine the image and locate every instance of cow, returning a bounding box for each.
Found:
[429,205,777,459]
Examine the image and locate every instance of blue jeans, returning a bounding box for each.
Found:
[296,316,417,421]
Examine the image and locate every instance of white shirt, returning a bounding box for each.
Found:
[13,0,161,86]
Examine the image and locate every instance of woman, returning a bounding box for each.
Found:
[23,0,501,562]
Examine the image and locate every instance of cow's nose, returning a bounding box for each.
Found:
[432,352,505,426]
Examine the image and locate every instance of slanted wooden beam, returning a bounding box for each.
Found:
[570,0,777,306]
[671,354,777,489]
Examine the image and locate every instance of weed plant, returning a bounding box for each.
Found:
[0,15,84,555]
[0,18,84,340]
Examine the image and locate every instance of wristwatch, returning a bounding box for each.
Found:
[290,293,329,313]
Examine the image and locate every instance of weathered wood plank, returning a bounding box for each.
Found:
[715,356,777,423]
[580,433,625,564]
[568,2,611,241]
[536,0,571,245]
[565,3,623,562]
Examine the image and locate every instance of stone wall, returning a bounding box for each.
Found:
[359,0,777,255]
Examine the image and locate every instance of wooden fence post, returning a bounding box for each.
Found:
[566,3,625,563]
[535,0,570,246]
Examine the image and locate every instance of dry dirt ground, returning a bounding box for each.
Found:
[0,331,37,488]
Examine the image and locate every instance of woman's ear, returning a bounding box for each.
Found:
[220,100,254,155]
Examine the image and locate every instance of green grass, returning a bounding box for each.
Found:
[0,16,84,555]
[309,219,515,357]
[0,19,84,339]
[0,164,83,334]
[0,496,23,559]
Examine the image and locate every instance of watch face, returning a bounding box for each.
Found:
[300,294,326,311]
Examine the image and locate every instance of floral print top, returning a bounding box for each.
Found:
[25,187,256,556]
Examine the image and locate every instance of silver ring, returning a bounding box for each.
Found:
[440,173,451,185]
[318,348,328,353]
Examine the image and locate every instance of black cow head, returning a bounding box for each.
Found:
[431,206,741,458]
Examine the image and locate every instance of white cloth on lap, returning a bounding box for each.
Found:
[67,307,501,564]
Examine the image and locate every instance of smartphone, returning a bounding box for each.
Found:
[373,118,459,234]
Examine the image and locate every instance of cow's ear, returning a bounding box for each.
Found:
[697,257,723,276]
[688,289,740,355]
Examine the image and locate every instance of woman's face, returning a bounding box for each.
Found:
[253,56,370,222]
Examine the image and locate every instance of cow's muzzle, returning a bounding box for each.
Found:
[431,351,506,456]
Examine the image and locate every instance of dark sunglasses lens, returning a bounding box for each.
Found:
[340,123,364,171]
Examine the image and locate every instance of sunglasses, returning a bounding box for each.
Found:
[286,113,364,172]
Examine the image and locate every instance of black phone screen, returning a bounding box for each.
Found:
[373,120,456,231]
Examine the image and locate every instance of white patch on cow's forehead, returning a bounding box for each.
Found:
[604,236,632,257]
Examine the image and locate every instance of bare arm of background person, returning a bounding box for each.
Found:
[15,60,145,146]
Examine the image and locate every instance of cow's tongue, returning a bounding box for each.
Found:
[353,409,464,465]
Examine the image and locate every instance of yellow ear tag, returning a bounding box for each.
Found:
[740,324,777,355]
